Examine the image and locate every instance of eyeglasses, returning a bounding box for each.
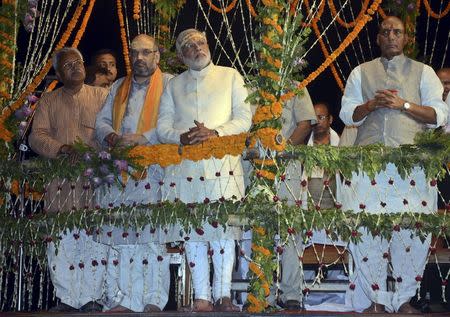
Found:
[62,59,84,70]
[378,29,404,37]
[130,49,159,57]
[317,114,330,121]
[183,39,207,51]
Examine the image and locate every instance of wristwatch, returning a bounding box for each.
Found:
[402,102,411,111]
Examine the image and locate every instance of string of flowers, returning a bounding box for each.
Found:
[302,0,345,91]
[422,0,450,19]
[71,0,96,47]
[206,0,238,14]
[328,0,371,29]
[117,0,131,74]
[133,0,140,20]
[0,0,19,101]
[0,0,88,143]
[294,0,383,91]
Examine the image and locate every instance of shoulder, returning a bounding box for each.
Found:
[37,88,62,108]
[84,84,108,98]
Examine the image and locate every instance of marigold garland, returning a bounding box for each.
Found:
[423,0,450,18]
[129,133,248,168]
[0,0,88,142]
[71,0,96,47]
[297,0,383,90]
[206,0,238,13]
[117,0,131,74]
[133,0,140,20]
[328,0,370,28]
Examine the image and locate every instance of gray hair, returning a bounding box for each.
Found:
[52,47,83,70]
[175,28,206,54]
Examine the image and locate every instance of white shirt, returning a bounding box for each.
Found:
[95,73,173,146]
[340,63,447,129]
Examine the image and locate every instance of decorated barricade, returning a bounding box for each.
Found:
[0,131,449,312]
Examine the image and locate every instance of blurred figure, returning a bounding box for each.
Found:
[91,49,118,85]
[85,65,111,88]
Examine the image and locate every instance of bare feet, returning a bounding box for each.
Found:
[398,302,421,314]
[105,305,133,313]
[179,299,213,312]
[214,297,240,312]
[363,303,385,313]
[144,304,161,312]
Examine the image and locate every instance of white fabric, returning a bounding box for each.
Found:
[345,229,430,312]
[185,240,235,301]
[340,60,447,129]
[103,243,170,311]
[96,74,173,145]
[157,63,251,203]
[47,230,107,309]
[157,62,251,301]
[338,126,358,146]
[337,163,437,214]
[95,74,172,311]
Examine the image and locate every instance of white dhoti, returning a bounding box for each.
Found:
[185,239,235,302]
[47,230,107,309]
[103,243,170,311]
[98,166,170,312]
[340,163,435,312]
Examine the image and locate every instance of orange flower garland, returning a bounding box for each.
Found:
[206,0,238,13]
[0,0,88,142]
[328,0,370,28]
[117,0,131,74]
[133,0,140,20]
[72,0,96,47]
[423,0,450,18]
[296,0,383,91]
[129,133,248,168]
[252,127,286,152]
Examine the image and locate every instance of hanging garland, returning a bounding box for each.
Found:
[423,0,450,19]
[0,0,89,143]
[295,0,383,91]
[117,0,131,74]
[328,0,371,29]
[206,0,238,13]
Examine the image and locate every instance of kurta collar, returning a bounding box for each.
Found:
[380,53,406,68]
[188,62,214,79]
[62,84,85,97]
[132,75,150,89]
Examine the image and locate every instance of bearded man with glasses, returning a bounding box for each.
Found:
[95,34,173,313]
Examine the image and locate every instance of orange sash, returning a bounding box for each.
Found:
[112,67,163,134]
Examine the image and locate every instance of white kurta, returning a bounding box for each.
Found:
[95,74,173,312]
[157,63,251,302]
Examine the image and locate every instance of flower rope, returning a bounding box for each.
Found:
[423,0,450,19]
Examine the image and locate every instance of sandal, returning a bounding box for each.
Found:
[179,299,213,312]
[214,297,240,312]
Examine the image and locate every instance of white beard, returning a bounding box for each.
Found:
[183,51,211,71]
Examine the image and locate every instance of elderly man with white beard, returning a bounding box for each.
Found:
[157,28,252,312]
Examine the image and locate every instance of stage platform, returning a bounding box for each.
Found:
[1,308,449,317]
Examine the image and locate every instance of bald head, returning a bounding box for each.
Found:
[437,68,450,101]
[130,34,160,83]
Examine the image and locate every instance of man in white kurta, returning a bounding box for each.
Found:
[95,35,173,313]
[339,16,448,313]
[157,29,251,312]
